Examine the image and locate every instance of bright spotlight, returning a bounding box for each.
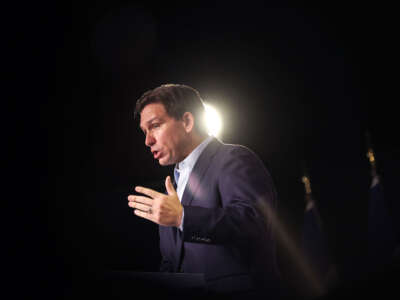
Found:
[204,103,222,137]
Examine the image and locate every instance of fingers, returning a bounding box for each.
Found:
[128,201,151,212]
[165,176,176,195]
[134,209,153,221]
[128,195,153,206]
[135,186,159,198]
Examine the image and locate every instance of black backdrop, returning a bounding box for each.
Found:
[7,2,399,299]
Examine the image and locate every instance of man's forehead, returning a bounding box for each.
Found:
[139,103,167,126]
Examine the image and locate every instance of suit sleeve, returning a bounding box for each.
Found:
[159,256,174,272]
[182,146,277,247]
[158,219,179,272]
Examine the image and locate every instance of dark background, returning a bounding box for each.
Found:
[7,1,399,299]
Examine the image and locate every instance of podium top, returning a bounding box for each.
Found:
[105,271,206,291]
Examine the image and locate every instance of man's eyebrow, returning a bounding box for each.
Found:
[140,117,161,131]
[146,117,161,125]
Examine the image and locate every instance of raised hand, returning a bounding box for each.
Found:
[128,176,183,227]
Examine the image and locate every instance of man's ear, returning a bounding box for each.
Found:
[182,112,195,133]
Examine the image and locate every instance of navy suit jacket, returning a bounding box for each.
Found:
[159,137,281,295]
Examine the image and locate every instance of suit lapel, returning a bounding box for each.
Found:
[181,138,222,206]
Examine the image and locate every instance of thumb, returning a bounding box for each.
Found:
[165,176,176,195]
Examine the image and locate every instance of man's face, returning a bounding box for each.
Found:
[139,102,188,166]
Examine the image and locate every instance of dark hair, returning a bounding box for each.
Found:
[134,84,207,135]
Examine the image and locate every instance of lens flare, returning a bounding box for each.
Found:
[204,103,222,137]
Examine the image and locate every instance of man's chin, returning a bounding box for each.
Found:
[158,158,172,166]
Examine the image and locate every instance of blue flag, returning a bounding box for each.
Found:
[301,199,331,282]
[367,174,397,271]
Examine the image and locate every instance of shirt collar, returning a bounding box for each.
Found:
[175,135,214,173]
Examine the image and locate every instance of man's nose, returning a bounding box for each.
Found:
[145,133,155,147]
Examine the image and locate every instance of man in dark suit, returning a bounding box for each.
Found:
[128,84,282,298]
